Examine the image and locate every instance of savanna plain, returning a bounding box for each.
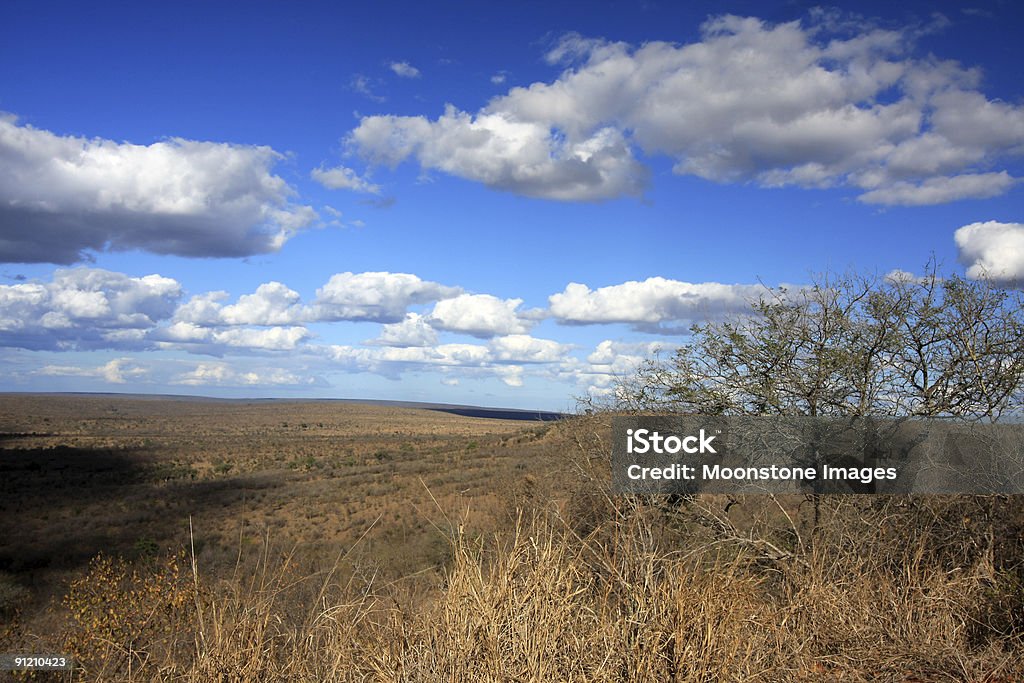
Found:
[1,394,1022,681]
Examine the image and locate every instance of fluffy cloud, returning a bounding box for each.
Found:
[223,283,306,325]
[37,357,148,384]
[372,313,438,347]
[955,220,1024,285]
[549,277,766,332]
[311,165,382,194]
[0,268,322,354]
[173,362,315,387]
[26,353,325,390]
[210,326,310,351]
[426,293,534,337]
[585,339,666,368]
[348,15,1024,204]
[160,284,313,352]
[389,61,421,79]
[1,266,784,393]
[175,282,307,327]
[0,115,317,264]
[314,271,460,323]
[570,339,668,397]
[172,292,230,326]
[152,322,312,353]
[0,267,181,350]
[325,333,570,386]
[326,342,489,378]
[488,334,571,363]
[172,272,462,330]
[494,365,523,387]
[351,107,647,200]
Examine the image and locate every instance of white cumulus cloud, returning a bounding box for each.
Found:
[494,365,523,387]
[488,334,571,363]
[314,271,461,323]
[173,362,314,387]
[350,106,647,200]
[210,326,310,351]
[0,114,317,263]
[549,277,766,332]
[323,333,571,387]
[218,283,306,326]
[0,268,181,350]
[372,313,438,347]
[955,220,1024,285]
[570,339,668,397]
[427,293,533,337]
[172,272,464,329]
[36,357,148,384]
[172,282,308,327]
[348,15,1024,204]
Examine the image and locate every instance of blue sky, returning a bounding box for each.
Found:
[1,0,1023,411]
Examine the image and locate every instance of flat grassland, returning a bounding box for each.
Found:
[1,394,1022,681]
[0,396,558,637]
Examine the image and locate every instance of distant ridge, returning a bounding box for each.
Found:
[0,392,566,422]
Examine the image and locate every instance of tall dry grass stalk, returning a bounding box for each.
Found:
[60,502,1022,682]
[55,415,1023,681]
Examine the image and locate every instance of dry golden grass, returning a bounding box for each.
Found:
[1,398,1022,681]
[0,394,556,663]
[46,505,1024,681]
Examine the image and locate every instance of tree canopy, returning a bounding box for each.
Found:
[616,262,1024,422]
